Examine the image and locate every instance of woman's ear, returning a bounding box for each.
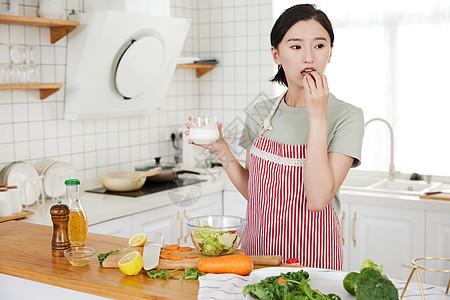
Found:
[328,46,333,63]
[271,46,281,65]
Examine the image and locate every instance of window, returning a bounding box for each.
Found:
[273,1,450,177]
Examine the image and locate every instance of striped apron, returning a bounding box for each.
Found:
[241,93,343,270]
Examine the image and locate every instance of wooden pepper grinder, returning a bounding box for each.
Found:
[50,200,71,257]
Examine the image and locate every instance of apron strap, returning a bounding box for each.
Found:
[259,91,287,136]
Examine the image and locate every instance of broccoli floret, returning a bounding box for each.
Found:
[360,258,384,273]
[356,277,399,300]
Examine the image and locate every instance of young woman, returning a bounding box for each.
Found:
[186,4,364,270]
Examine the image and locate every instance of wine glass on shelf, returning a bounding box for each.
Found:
[0,43,10,84]
[9,44,24,84]
[26,46,40,84]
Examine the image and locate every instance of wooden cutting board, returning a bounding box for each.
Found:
[102,243,282,269]
[420,192,450,201]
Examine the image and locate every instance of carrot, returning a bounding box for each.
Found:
[168,253,182,260]
[137,248,143,252]
[185,255,198,259]
[160,254,171,259]
[160,250,173,256]
[165,244,180,251]
[197,254,253,276]
[277,277,287,285]
[178,247,193,252]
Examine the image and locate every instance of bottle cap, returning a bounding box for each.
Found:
[65,179,80,185]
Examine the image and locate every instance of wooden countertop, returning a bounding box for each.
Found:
[0,221,296,300]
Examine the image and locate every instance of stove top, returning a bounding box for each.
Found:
[85,178,206,198]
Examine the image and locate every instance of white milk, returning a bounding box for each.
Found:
[189,127,219,144]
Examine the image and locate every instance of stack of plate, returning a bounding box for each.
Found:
[0,162,41,205]
[33,158,76,198]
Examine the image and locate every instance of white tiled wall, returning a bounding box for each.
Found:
[0,0,276,180]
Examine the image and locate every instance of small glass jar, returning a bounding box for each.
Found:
[66,179,87,246]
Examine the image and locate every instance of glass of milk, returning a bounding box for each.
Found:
[189,116,220,144]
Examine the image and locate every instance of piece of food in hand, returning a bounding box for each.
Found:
[128,232,147,247]
[165,244,180,251]
[118,251,143,276]
[197,254,253,275]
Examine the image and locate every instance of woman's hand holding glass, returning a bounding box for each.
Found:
[185,115,225,153]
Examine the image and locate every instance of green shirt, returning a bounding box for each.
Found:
[238,93,364,214]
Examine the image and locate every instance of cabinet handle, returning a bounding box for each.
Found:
[341,211,345,246]
[184,210,190,243]
[177,211,183,245]
[352,212,357,247]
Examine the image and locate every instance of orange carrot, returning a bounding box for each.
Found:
[197,254,253,275]
[160,250,173,256]
[160,253,171,259]
[277,277,287,285]
[168,253,182,260]
[137,248,143,252]
[165,244,180,251]
[185,255,198,259]
[178,246,193,252]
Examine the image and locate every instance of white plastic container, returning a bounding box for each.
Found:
[0,190,12,217]
[7,186,21,214]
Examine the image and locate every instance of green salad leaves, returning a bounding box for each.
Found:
[192,225,240,256]
[243,270,341,300]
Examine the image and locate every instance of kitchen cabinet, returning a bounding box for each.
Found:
[339,199,425,281]
[424,211,450,287]
[223,190,247,219]
[88,215,132,239]
[0,15,79,99]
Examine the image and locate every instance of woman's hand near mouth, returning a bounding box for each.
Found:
[303,71,329,121]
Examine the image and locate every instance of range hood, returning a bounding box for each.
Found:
[65,11,190,120]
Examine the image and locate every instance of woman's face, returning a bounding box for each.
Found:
[271,19,332,88]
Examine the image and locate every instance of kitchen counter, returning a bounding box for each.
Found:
[0,221,296,300]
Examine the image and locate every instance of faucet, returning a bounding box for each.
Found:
[364,118,395,181]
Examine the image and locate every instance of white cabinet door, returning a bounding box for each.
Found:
[339,202,351,271]
[349,204,425,280]
[88,216,132,238]
[223,190,247,219]
[131,205,177,245]
[424,211,450,287]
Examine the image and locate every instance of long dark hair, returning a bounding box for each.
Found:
[270,4,334,87]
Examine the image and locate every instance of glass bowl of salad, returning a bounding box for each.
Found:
[186,215,247,256]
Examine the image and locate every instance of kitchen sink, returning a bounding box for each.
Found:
[341,177,442,196]
[342,176,383,188]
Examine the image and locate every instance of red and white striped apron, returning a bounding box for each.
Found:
[241,93,343,270]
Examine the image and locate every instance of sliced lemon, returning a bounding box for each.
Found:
[118,251,143,275]
[129,232,147,247]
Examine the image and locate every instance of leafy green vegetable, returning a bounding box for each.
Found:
[146,267,180,280]
[181,268,205,280]
[360,258,383,273]
[242,270,341,300]
[97,245,130,266]
[192,225,240,256]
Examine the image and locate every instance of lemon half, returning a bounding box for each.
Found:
[129,232,147,247]
[118,251,143,275]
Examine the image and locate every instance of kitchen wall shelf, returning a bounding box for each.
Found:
[0,83,62,100]
[0,15,80,43]
[176,63,216,78]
